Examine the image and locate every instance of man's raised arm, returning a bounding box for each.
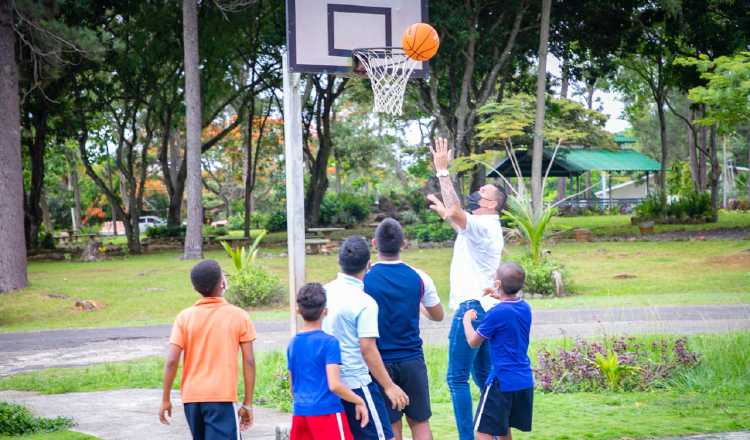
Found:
[428,137,467,230]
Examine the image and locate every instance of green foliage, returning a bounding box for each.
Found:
[503,193,557,264]
[635,192,712,223]
[666,162,694,197]
[145,225,186,239]
[203,225,228,237]
[0,401,74,436]
[253,352,292,412]
[225,264,285,308]
[220,231,267,272]
[264,210,287,232]
[320,193,371,226]
[404,222,457,242]
[515,256,566,297]
[593,351,638,391]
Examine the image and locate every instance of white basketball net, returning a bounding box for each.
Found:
[353,48,418,116]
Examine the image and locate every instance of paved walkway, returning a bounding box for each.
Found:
[0,389,289,440]
[1,304,749,376]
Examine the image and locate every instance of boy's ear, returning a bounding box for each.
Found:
[371,238,377,249]
[296,307,302,317]
[322,307,328,318]
[401,240,406,249]
[495,279,502,290]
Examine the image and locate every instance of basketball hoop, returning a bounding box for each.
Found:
[352,47,418,116]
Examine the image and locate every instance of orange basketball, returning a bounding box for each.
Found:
[402,23,440,62]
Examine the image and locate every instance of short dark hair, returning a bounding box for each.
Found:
[190,259,223,296]
[492,184,507,212]
[496,262,525,295]
[297,283,326,321]
[374,218,404,257]
[338,236,370,275]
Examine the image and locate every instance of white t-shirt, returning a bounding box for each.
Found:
[449,213,504,311]
[322,273,379,389]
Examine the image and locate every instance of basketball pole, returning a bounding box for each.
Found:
[282,51,304,336]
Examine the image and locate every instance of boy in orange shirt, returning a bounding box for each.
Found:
[159,259,256,439]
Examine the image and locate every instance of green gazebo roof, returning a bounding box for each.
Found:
[487,148,662,178]
[613,134,637,145]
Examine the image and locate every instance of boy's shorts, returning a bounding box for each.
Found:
[473,379,533,437]
[379,357,431,423]
[184,402,241,440]
[341,381,395,440]
[291,412,353,440]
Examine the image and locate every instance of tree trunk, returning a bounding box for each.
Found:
[585,82,595,110]
[687,106,700,191]
[40,190,53,233]
[26,109,48,249]
[470,164,486,192]
[747,132,750,205]
[531,0,552,218]
[0,0,28,291]
[66,151,83,233]
[560,58,569,99]
[182,0,203,259]
[697,106,708,191]
[709,125,720,221]
[656,99,668,194]
[243,95,256,238]
[556,178,566,202]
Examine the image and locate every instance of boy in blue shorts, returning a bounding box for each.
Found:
[364,218,444,440]
[287,283,368,440]
[463,262,533,440]
[323,236,409,440]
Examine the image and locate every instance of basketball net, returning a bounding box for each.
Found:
[353,48,418,116]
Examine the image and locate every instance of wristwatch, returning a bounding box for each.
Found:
[436,169,450,178]
[241,404,253,412]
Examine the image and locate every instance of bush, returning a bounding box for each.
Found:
[145,225,186,239]
[204,225,228,237]
[225,264,285,307]
[535,336,700,393]
[320,192,371,226]
[405,222,456,242]
[635,191,712,223]
[264,210,287,232]
[397,209,420,225]
[0,401,74,436]
[228,214,245,230]
[515,256,566,296]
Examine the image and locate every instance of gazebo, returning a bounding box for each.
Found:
[487,147,662,208]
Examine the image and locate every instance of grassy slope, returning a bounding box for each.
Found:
[1,238,749,332]
[1,333,747,440]
[0,433,98,440]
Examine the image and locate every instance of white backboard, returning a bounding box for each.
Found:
[286,0,428,77]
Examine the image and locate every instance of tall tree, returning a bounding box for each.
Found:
[182,0,203,259]
[531,0,552,217]
[0,0,28,291]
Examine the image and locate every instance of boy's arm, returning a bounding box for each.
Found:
[326,364,369,428]
[238,341,256,430]
[159,344,182,425]
[462,311,486,349]
[360,337,409,410]
[421,303,445,322]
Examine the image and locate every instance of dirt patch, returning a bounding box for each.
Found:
[705,252,750,270]
[614,274,637,279]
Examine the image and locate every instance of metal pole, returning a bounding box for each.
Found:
[282,52,304,336]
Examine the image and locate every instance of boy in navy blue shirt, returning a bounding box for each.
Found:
[287,283,369,440]
[364,218,444,440]
[463,262,533,440]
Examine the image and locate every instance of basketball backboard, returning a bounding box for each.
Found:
[286,0,428,77]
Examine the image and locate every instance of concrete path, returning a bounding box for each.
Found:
[0,389,289,440]
[663,433,750,440]
[1,304,749,376]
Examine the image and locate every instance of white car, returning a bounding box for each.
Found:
[138,216,166,233]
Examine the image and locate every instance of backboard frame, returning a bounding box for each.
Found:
[286,0,429,78]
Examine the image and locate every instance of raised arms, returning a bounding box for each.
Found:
[428,137,468,230]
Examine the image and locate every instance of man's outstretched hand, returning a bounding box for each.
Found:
[427,194,448,219]
[429,137,453,172]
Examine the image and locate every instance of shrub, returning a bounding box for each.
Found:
[265,210,287,232]
[515,256,566,296]
[228,214,245,230]
[0,401,74,436]
[535,336,700,393]
[145,225,186,239]
[635,191,712,223]
[225,264,285,307]
[204,225,228,237]
[397,210,420,225]
[320,192,371,226]
[405,222,456,242]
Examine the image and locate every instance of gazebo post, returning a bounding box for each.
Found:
[646,171,650,196]
[608,171,613,209]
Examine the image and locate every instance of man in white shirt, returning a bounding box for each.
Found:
[426,137,505,440]
[323,236,410,440]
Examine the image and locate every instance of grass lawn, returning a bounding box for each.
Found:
[549,210,750,237]
[0,432,97,440]
[1,238,749,332]
[1,333,747,440]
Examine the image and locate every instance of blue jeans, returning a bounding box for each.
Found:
[447,300,491,440]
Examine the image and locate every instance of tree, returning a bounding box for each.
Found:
[182,0,203,259]
[0,0,28,291]
[531,0,552,217]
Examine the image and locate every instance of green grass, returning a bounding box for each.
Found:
[1,333,747,439]
[0,432,98,440]
[2,237,749,332]
[550,210,750,237]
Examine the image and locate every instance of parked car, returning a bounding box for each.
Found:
[138,216,166,233]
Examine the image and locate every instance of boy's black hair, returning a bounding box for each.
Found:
[497,262,525,295]
[338,236,371,275]
[297,283,327,321]
[374,218,404,257]
[190,259,223,296]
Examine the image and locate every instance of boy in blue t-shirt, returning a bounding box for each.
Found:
[287,283,368,440]
[463,262,533,440]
